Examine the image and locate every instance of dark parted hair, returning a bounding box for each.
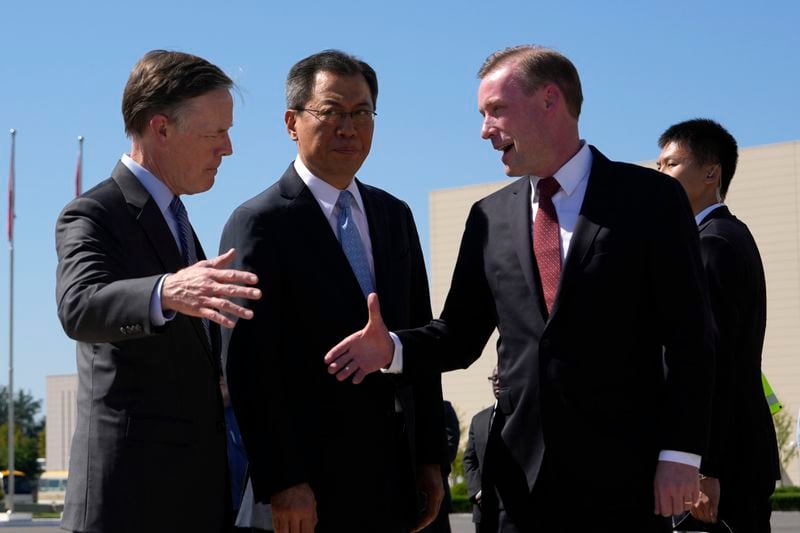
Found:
[122,50,233,137]
[286,49,378,110]
[658,118,739,199]
[478,45,583,119]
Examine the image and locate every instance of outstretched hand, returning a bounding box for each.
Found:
[162,248,261,328]
[324,293,394,384]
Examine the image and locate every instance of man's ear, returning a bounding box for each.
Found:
[148,114,170,142]
[285,110,298,141]
[704,163,721,185]
[542,84,560,111]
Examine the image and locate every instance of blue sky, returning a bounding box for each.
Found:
[1,0,798,404]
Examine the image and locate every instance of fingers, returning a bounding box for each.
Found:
[207,275,262,300]
[653,461,700,517]
[366,292,384,326]
[205,247,237,268]
[325,335,355,366]
[209,267,260,290]
[412,502,438,532]
[690,491,717,524]
[352,368,368,384]
[323,349,367,384]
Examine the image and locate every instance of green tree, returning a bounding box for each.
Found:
[774,409,799,475]
[0,387,44,437]
[0,386,45,477]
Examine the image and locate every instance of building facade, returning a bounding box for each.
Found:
[45,374,78,472]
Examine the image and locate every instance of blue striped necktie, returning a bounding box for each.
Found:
[169,196,211,346]
[336,190,374,298]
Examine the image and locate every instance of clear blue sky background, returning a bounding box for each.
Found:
[0,0,798,405]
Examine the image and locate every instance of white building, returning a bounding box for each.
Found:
[45,374,78,472]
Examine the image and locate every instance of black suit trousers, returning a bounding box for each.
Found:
[481,413,671,533]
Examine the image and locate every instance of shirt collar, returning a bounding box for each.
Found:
[293,156,366,218]
[121,154,175,215]
[695,202,725,226]
[529,140,592,197]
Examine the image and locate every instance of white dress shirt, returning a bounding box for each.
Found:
[293,156,376,283]
[529,140,592,260]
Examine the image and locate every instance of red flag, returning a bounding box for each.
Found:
[8,129,15,242]
[75,135,83,197]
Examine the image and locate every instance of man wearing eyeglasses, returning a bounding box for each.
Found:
[463,367,500,533]
[220,49,445,533]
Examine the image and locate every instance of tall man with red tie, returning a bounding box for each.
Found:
[325,45,715,532]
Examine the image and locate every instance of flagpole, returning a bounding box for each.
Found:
[76,136,83,197]
[7,129,15,514]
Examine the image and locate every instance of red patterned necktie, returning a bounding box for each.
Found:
[533,177,562,314]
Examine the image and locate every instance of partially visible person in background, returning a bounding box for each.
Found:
[657,118,780,532]
[221,377,250,530]
[463,367,499,533]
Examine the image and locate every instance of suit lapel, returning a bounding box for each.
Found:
[509,177,539,299]
[112,162,184,275]
[112,162,217,367]
[358,181,390,299]
[280,165,367,301]
[549,147,607,320]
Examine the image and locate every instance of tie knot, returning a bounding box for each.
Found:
[537,177,560,200]
[169,195,187,218]
[336,190,355,210]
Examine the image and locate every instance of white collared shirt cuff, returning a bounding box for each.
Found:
[658,450,701,468]
[381,332,404,374]
[150,274,176,326]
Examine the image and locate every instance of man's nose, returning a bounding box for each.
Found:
[336,115,358,137]
[220,132,233,157]
[480,116,494,140]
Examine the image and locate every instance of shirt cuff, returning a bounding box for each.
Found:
[150,274,176,326]
[658,450,701,468]
[380,332,404,374]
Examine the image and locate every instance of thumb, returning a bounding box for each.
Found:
[207,248,237,268]
[365,292,384,329]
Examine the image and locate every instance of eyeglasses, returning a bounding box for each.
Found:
[294,107,377,125]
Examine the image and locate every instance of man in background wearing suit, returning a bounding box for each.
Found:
[325,45,714,532]
[221,50,445,533]
[657,118,780,532]
[55,50,262,533]
[463,367,500,533]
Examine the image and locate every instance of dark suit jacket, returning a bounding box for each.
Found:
[220,164,444,530]
[463,406,492,524]
[55,162,228,532]
[697,206,780,495]
[399,147,714,511]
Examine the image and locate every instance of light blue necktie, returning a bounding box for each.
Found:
[169,196,211,346]
[336,190,374,298]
